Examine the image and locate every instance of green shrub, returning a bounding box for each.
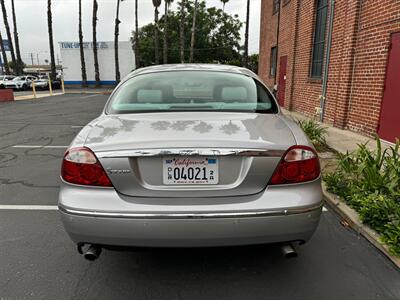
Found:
[297,119,328,151]
[323,172,354,199]
[324,138,400,256]
[383,222,400,256]
[351,193,397,232]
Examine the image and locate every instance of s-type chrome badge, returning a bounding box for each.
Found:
[106,168,131,175]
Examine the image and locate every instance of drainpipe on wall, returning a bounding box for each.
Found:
[320,0,335,122]
[274,0,281,89]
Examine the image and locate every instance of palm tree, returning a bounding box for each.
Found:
[78,0,88,87]
[11,0,22,74]
[134,0,140,68]
[0,0,16,74]
[152,0,162,65]
[0,30,9,74]
[220,0,229,11]
[243,0,250,68]
[47,0,56,80]
[189,0,198,63]
[163,0,174,64]
[114,0,123,82]
[179,0,186,63]
[93,0,100,87]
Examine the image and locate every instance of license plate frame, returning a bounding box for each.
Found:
[163,157,219,185]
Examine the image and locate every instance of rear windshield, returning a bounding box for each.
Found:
[107,71,278,114]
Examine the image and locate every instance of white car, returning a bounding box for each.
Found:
[0,75,16,89]
[4,76,37,91]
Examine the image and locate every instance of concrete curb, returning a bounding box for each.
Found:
[13,91,112,101]
[323,183,400,269]
[15,93,64,101]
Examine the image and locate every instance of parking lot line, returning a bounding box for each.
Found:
[12,145,68,149]
[80,94,100,99]
[0,205,58,210]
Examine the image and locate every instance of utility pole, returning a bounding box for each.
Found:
[29,53,34,65]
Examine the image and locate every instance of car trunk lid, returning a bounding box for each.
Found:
[86,112,295,197]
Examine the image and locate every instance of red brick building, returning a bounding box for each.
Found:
[258,0,400,143]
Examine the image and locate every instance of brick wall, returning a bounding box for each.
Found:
[258,0,278,87]
[290,0,322,117]
[345,0,400,135]
[259,0,400,137]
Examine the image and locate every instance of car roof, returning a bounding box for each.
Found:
[126,64,258,79]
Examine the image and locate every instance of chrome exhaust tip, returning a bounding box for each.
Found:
[281,243,297,259]
[83,245,102,261]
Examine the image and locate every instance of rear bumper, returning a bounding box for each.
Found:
[59,203,322,248]
[59,179,323,247]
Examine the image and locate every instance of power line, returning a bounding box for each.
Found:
[141,45,240,52]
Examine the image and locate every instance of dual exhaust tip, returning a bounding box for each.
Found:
[84,245,102,261]
[281,243,298,259]
[77,243,297,261]
[77,243,102,261]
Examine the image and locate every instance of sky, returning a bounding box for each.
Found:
[2,0,261,65]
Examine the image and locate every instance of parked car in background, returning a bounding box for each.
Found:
[0,75,16,89]
[30,76,61,90]
[31,78,48,90]
[4,76,37,91]
[59,64,323,261]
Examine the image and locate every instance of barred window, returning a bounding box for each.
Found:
[273,0,280,15]
[270,47,277,77]
[310,0,328,78]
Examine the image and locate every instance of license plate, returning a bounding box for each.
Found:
[163,157,219,185]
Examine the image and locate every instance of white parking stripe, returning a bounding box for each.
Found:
[81,94,99,99]
[12,145,68,149]
[0,205,58,210]
[71,125,84,128]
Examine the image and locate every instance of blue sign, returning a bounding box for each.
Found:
[1,40,10,51]
[60,42,109,50]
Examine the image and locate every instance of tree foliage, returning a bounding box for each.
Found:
[248,54,259,74]
[7,59,26,72]
[133,0,243,67]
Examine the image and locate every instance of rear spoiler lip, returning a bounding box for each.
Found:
[95,148,287,159]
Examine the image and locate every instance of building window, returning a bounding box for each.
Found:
[270,47,277,76]
[310,0,328,78]
[273,0,280,15]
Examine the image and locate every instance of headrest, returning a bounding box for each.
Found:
[221,87,248,102]
[137,89,163,103]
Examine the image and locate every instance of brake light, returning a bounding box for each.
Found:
[269,146,320,185]
[61,147,113,187]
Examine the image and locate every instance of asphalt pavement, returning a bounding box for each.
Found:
[0,94,399,299]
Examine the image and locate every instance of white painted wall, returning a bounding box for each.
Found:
[59,41,135,85]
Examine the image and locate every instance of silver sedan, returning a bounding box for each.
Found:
[59,64,322,260]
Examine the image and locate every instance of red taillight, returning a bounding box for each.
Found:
[269,146,320,185]
[61,147,113,187]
